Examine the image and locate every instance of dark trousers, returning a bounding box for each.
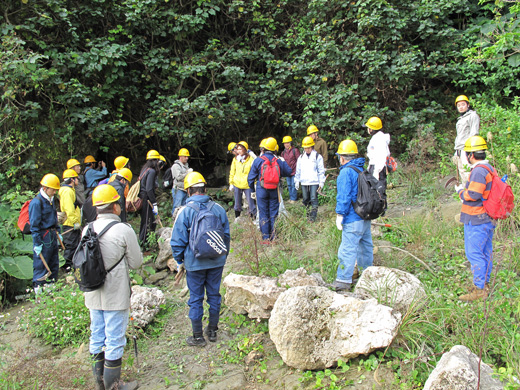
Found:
[139,197,156,247]
[33,230,59,286]
[186,267,224,333]
[301,184,319,221]
[256,186,280,240]
[62,228,81,268]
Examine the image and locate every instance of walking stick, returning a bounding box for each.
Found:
[36,253,52,281]
[147,200,163,228]
[56,232,65,250]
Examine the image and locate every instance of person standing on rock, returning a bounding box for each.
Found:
[170,172,230,346]
[453,95,480,187]
[333,140,373,292]
[169,148,193,216]
[86,184,143,390]
[455,136,496,302]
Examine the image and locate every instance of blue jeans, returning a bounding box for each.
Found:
[302,184,319,221]
[89,309,129,360]
[172,188,188,215]
[186,266,224,333]
[464,221,495,289]
[336,220,373,283]
[285,176,297,201]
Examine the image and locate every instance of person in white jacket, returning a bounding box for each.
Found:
[364,116,390,181]
[453,95,480,186]
[294,136,325,222]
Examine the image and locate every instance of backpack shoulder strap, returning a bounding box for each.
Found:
[347,166,362,174]
[475,164,497,177]
[96,220,120,238]
[138,168,151,181]
[185,202,200,212]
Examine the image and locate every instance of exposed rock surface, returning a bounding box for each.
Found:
[130,285,166,328]
[154,227,173,270]
[354,266,426,314]
[423,345,504,390]
[278,267,325,288]
[269,286,401,370]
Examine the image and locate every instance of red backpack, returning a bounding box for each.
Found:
[18,200,32,234]
[477,164,514,220]
[259,156,281,189]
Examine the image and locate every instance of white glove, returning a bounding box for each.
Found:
[152,203,158,215]
[279,157,285,162]
[336,214,343,231]
[251,192,256,200]
[229,185,234,191]
[187,168,193,173]
[454,184,464,193]
[73,222,81,230]
[163,180,170,188]
[177,262,185,273]
[295,182,300,190]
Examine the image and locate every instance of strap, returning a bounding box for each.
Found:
[106,251,126,273]
[347,166,362,174]
[138,168,151,181]
[91,220,120,238]
[475,164,497,177]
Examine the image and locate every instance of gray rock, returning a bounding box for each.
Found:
[154,227,173,270]
[423,345,504,390]
[146,269,169,284]
[278,267,322,288]
[269,286,401,370]
[130,285,166,328]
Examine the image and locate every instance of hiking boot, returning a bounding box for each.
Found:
[459,286,488,302]
[484,283,491,294]
[352,267,360,281]
[332,281,351,292]
[186,333,207,347]
[204,326,218,342]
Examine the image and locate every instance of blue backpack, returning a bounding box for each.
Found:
[186,201,228,259]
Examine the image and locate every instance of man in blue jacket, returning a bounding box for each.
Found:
[29,173,61,292]
[247,137,292,242]
[171,172,230,347]
[333,140,373,291]
[84,155,107,197]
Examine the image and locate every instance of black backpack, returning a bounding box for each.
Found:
[72,221,124,292]
[348,166,387,220]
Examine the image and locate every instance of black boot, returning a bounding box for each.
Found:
[235,210,241,218]
[92,352,105,390]
[204,325,218,342]
[104,358,138,390]
[186,332,207,347]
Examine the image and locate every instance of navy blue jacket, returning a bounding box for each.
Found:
[247,152,292,191]
[29,192,59,246]
[336,157,365,224]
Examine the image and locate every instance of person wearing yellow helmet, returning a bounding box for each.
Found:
[29,174,61,290]
[453,95,480,187]
[84,155,107,197]
[59,169,82,270]
[280,136,301,203]
[306,125,328,167]
[85,184,143,390]
[247,138,293,242]
[138,152,162,248]
[66,158,86,206]
[229,141,257,221]
[294,136,325,222]
[332,140,373,292]
[170,171,230,346]
[364,116,391,181]
[163,148,193,216]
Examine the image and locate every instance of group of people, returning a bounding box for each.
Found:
[26,94,500,389]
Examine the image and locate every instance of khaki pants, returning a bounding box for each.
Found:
[452,151,470,186]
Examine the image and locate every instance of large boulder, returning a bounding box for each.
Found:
[277,267,325,288]
[354,266,426,314]
[423,345,504,390]
[269,286,401,370]
[223,274,285,319]
[130,285,166,328]
[154,227,173,270]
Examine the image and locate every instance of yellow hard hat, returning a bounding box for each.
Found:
[159,155,166,163]
[464,136,488,152]
[92,184,120,206]
[364,117,383,131]
[84,155,96,163]
[337,140,358,155]
[114,156,129,170]
[282,136,292,143]
[259,139,267,149]
[63,169,78,179]
[302,136,315,148]
[178,148,190,157]
[455,95,469,107]
[307,125,319,135]
[118,168,133,182]
[66,158,80,169]
[263,137,278,152]
[146,149,160,160]
[40,174,60,190]
[227,142,237,152]
[184,171,207,190]
[238,141,249,151]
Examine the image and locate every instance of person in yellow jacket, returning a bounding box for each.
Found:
[59,169,82,270]
[229,141,256,221]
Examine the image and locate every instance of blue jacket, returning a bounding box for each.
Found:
[29,191,59,246]
[336,157,365,224]
[84,166,107,189]
[247,152,292,191]
[170,195,230,271]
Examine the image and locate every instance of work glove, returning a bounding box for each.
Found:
[74,222,81,230]
[177,262,185,273]
[251,192,256,200]
[58,233,63,242]
[163,180,170,188]
[152,203,159,215]
[279,157,285,162]
[336,214,343,231]
[295,182,300,190]
[229,185,234,191]
[187,168,194,173]
[454,184,464,193]
[34,244,43,256]
[318,185,324,191]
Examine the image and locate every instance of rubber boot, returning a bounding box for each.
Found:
[204,325,218,342]
[91,352,105,390]
[235,210,241,218]
[104,358,139,390]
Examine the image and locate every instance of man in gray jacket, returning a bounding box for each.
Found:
[453,95,480,186]
[85,184,143,390]
[170,148,193,215]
